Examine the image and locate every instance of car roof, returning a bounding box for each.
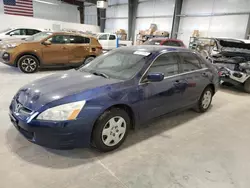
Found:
[49,31,93,38]
[118,45,191,53]
[150,38,183,42]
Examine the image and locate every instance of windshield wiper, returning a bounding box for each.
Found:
[92,71,109,79]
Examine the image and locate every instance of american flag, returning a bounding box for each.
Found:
[3,0,33,17]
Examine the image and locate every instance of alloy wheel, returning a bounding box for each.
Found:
[21,58,37,73]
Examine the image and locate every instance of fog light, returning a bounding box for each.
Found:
[2,52,10,60]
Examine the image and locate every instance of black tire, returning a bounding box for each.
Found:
[83,56,95,65]
[92,108,130,152]
[244,78,250,93]
[194,86,213,113]
[18,55,39,73]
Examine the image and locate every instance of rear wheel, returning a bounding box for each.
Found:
[244,78,250,93]
[83,56,95,65]
[194,86,213,113]
[92,108,130,152]
[18,55,39,73]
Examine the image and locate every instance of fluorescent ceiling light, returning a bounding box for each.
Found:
[34,0,59,6]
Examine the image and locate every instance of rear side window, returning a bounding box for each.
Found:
[26,29,41,35]
[143,40,162,45]
[109,35,116,40]
[163,41,182,47]
[179,52,202,72]
[148,53,180,77]
[70,36,90,44]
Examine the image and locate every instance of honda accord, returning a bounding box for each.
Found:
[9,46,219,152]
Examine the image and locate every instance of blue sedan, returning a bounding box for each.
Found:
[9,46,219,152]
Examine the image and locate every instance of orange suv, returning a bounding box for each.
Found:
[0,31,103,73]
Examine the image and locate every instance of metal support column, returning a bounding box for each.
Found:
[128,0,138,41]
[171,0,183,39]
[97,8,106,32]
[245,14,250,39]
[78,2,84,24]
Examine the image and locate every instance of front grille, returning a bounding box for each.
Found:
[12,99,32,115]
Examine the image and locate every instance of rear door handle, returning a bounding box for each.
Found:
[62,46,67,50]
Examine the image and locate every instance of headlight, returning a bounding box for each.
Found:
[3,43,18,49]
[37,101,86,121]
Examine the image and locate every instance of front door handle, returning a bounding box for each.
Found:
[62,46,67,50]
[201,72,209,77]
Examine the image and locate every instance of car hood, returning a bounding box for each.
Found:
[0,39,33,48]
[15,70,122,111]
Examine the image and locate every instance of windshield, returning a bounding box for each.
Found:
[80,50,150,80]
[25,32,52,41]
[143,40,162,45]
[0,28,12,33]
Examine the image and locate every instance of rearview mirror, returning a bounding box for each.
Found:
[9,32,14,36]
[42,41,51,45]
[146,72,164,82]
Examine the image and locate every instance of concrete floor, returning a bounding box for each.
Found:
[0,63,250,188]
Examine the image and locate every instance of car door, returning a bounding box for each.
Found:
[138,52,188,122]
[41,34,69,65]
[68,35,90,64]
[98,34,109,50]
[178,52,211,106]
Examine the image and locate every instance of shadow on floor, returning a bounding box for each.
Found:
[0,64,72,75]
[6,109,203,169]
[219,84,249,96]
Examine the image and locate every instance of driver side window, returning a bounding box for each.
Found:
[99,34,108,40]
[47,35,69,44]
[6,29,26,36]
[148,53,180,77]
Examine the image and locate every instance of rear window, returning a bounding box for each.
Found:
[143,40,162,45]
[163,41,183,47]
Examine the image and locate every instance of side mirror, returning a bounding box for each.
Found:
[9,32,14,36]
[42,41,51,45]
[146,72,164,82]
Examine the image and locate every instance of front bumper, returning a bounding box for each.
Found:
[9,111,94,149]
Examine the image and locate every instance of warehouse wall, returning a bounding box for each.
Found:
[0,14,100,33]
[178,0,250,45]
[136,0,175,32]
[0,0,80,23]
[84,5,98,25]
[106,0,128,32]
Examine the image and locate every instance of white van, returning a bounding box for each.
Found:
[97,33,133,51]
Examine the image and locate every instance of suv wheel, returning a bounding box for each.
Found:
[83,56,95,65]
[244,78,250,93]
[194,86,213,113]
[18,55,39,73]
[92,108,130,152]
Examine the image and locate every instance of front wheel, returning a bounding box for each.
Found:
[18,55,39,73]
[92,108,130,152]
[194,87,213,113]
